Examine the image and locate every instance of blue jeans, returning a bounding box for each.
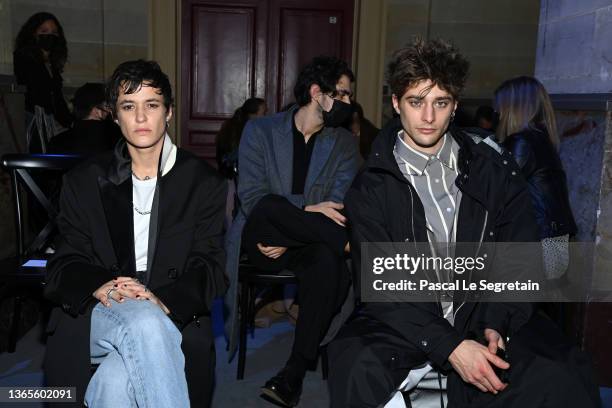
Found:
[84,299,190,408]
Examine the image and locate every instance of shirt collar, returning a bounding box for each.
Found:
[394,131,457,175]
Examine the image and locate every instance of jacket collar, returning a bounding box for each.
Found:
[394,131,458,176]
[105,133,177,185]
[97,133,177,278]
[273,105,338,195]
[368,118,502,208]
[368,118,472,177]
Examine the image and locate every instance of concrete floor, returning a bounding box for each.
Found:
[1,300,610,408]
[0,300,329,408]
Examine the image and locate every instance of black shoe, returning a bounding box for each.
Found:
[260,368,303,407]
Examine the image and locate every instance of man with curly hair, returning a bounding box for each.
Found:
[224,55,360,406]
[328,38,541,407]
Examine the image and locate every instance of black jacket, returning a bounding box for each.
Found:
[13,47,72,127]
[47,120,123,156]
[503,128,577,239]
[43,139,227,407]
[345,118,539,373]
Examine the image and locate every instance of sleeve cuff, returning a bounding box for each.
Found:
[418,329,464,370]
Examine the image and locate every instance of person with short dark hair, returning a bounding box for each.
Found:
[14,12,72,151]
[224,55,360,407]
[44,60,227,407]
[328,38,541,407]
[47,82,122,155]
[215,97,267,178]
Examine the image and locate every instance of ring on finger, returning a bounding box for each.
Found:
[106,287,116,300]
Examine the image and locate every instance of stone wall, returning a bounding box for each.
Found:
[535,0,612,93]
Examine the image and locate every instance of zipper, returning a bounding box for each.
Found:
[454,208,488,319]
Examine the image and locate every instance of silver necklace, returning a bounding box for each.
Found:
[132,171,153,181]
[133,204,151,216]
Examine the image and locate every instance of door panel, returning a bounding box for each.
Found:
[276,7,349,110]
[181,0,267,160]
[192,7,256,117]
[181,0,354,158]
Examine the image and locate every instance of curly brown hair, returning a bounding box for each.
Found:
[387,38,469,100]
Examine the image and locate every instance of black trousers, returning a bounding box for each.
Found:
[328,316,425,408]
[242,194,349,362]
[328,313,602,408]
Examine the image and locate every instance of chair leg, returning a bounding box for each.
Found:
[237,281,250,380]
[320,345,329,380]
[249,284,256,339]
[8,296,23,353]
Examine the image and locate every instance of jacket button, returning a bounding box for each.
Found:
[421,340,428,347]
[489,231,494,236]
[168,268,178,279]
[503,160,508,165]
[511,171,517,176]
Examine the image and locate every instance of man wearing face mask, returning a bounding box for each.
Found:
[224,56,360,407]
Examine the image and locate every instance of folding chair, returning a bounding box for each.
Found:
[0,153,81,352]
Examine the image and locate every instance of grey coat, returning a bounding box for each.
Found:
[224,106,361,359]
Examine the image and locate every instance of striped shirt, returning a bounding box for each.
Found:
[392,130,462,402]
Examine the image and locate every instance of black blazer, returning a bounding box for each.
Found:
[43,139,227,407]
[13,47,72,127]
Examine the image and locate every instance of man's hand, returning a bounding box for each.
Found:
[484,328,505,355]
[93,277,146,307]
[304,201,346,227]
[448,339,509,394]
[257,243,288,259]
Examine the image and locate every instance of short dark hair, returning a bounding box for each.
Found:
[73,83,106,120]
[106,60,173,115]
[293,56,354,106]
[387,38,469,100]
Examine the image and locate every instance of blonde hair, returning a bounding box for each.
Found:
[493,76,558,148]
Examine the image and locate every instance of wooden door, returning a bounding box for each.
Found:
[181,0,268,160]
[267,0,354,112]
[181,0,354,158]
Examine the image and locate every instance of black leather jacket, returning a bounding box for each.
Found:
[503,128,577,239]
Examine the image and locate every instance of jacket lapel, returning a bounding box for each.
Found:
[98,176,136,276]
[272,109,295,195]
[304,128,335,194]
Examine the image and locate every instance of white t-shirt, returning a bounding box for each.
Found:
[132,175,157,272]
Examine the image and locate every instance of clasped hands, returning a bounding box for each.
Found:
[448,328,509,394]
[257,201,347,259]
[93,277,170,314]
